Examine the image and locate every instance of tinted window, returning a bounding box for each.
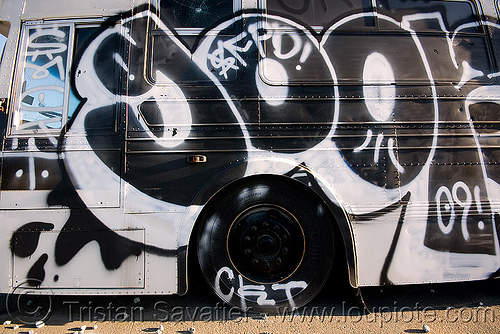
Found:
[265,0,374,31]
[376,0,480,32]
[11,24,73,133]
[160,0,235,28]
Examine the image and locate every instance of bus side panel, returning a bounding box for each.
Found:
[2,0,500,297]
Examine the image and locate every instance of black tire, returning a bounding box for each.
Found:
[197,177,335,313]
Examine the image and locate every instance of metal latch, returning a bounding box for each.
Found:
[187,155,207,164]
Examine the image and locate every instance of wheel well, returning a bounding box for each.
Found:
[185,174,355,294]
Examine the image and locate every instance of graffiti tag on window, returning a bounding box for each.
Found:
[13,25,72,132]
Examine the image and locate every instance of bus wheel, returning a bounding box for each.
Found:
[197,178,334,313]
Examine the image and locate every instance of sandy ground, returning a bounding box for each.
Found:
[1,278,499,334]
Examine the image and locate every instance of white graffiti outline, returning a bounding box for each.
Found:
[215,266,235,300]
[214,267,307,309]
[353,129,372,153]
[26,27,68,81]
[435,181,487,241]
[237,275,276,310]
[272,281,308,310]
[452,181,472,241]
[321,11,439,193]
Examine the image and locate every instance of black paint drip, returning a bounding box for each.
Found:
[10,222,55,258]
[27,253,48,287]
[47,162,172,270]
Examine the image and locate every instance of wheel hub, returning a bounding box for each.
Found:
[228,206,305,283]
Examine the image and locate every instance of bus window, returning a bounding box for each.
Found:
[376,0,480,33]
[259,0,376,85]
[148,0,243,85]
[159,0,235,29]
[10,23,73,134]
[258,22,336,85]
[264,0,374,31]
[68,26,103,125]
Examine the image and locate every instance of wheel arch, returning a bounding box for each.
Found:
[178,160,358,295]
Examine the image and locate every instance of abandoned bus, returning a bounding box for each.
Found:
[1,0,500,314]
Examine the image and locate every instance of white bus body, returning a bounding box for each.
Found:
[1,0,500,313]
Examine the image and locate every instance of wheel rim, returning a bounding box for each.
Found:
[227,205,305,284]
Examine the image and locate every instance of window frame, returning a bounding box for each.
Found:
[8,19,112,137]
[146,0,244,87]
[151,0,242,35]
[9,21,75,135]
[258,0,494,86]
